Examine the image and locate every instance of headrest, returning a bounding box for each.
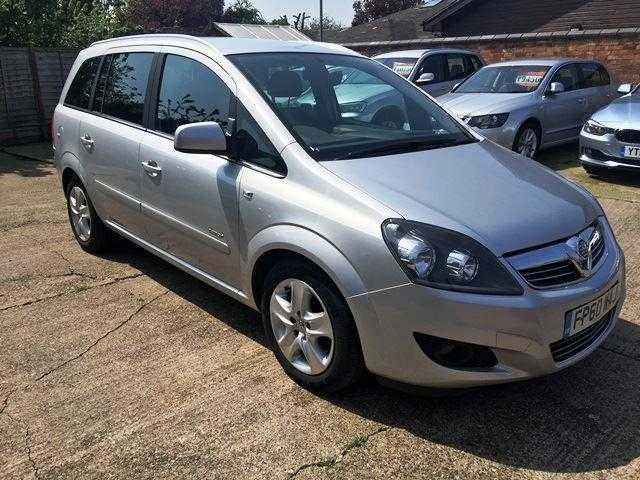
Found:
[267,70,304,98]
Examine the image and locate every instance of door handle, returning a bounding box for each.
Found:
[578,98,586,103]
[141,161,162,177]
[242,190,254,200]
[80,134,94,150]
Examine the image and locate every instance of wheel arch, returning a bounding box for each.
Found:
[517,117,544,145]
[58,151,87,192]
[246,225,368,311]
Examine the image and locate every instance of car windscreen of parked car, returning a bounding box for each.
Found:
[375,57,418,78]
[228,53,475,161]
[456,65,552,94]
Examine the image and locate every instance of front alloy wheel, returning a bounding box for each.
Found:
[270,279,334,375]
[514,126,539,159]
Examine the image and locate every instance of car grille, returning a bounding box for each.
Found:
[519,260,581,288]
[507,222,607,290]
[615,129,640,144]
[550,308,614,363]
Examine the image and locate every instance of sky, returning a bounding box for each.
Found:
[249,0,355,28]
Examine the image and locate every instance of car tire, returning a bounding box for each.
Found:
[513,122,541,159]
[65,176,112,254]
[372,108,405,130]
[261,261,366,393]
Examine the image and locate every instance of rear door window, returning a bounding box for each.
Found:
[579,63,611,88]
[101,52,154,125]
[65,57,102,110]
[446,53,469,81]
[155,54,231,136]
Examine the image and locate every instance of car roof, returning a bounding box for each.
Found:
[374,48,476,59]
[88,34,358,57]
[485,58,599,68]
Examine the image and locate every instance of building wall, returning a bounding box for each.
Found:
[442,0,640,37]
[346,31,640,85]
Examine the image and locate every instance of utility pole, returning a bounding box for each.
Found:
[319,0,324,41]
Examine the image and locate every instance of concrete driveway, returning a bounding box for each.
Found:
[1,148,639,479]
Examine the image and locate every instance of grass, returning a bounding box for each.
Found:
[539,143,640,204]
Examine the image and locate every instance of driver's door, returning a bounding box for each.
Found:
[414,54,448,96]
[543,63,587,145]
[138,49,242,288]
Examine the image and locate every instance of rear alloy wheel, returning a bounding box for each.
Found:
[65,177,112,253]
[261,261,365,392]
[514,125,540,159]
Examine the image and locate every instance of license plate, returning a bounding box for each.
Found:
[621,145,640,158]
[564,284,620,338]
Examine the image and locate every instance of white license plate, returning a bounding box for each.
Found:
[622,145,640,159]
[564,284,620,338]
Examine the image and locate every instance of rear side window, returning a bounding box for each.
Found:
[469,55,483,73]
[232,103,286,175]
[580,63,611,88]
[65,57,101,109]
[101,52,153,125]
[156,55,231,135]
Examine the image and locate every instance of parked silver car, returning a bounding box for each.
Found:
[580,83,640,173]
[54,36,625,392]
[373,48,484,97]
[440,59,615,158]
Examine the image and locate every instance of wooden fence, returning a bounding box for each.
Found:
[0,47,78,145]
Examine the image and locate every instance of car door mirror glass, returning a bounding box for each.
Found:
[174,122,227,154]
[548,82,565,95]
[416,72,435,84]
[618,83,633,95]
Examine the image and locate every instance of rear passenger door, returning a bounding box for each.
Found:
[80,49,155,238]
[443,53,475,94]
[138,50,243,288]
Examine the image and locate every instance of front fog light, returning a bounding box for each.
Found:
[446,250,479,282]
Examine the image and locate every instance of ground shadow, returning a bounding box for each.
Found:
[104,240,640,474]
[0,152,53,178]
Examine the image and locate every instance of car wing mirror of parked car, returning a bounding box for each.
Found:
[415,72,435,85]
[547,82,565,96]
[618,83,634,95]
[174,122,227,155]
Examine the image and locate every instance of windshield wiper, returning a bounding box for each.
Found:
[334,137,475,160]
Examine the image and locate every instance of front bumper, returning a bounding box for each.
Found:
[347,227,626,388]
[580,130,640,171]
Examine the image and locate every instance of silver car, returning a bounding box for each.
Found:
[54,36,625,392]
[440,59,615,158]
[580,83,640,173]
[373,48,484,97]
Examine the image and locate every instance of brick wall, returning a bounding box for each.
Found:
[344,30,640,85]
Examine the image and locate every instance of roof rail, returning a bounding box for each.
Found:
[89,33,214,51]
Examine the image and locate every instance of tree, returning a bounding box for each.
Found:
[124,0,224,34]
[352,0,423,26]
[222,0,265,25]
[307,16,343,33]
[270,15,290,26]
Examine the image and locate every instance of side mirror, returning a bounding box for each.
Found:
[174,122,227,154]
[415,72,435,85]
[618,83,633,95]
[548,82,565,95]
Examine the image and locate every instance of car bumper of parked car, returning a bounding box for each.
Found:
[347,234,625,389]
[580,131,640,171]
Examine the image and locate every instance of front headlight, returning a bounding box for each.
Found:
[382,220,523,295]
[466,113,510,129]
[583,119,616,136]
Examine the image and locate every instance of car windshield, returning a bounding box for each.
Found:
[228,53,475,161]
[375,57,418,78]
[456,65,551,94]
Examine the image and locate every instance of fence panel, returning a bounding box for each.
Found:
[0,47,79,145]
